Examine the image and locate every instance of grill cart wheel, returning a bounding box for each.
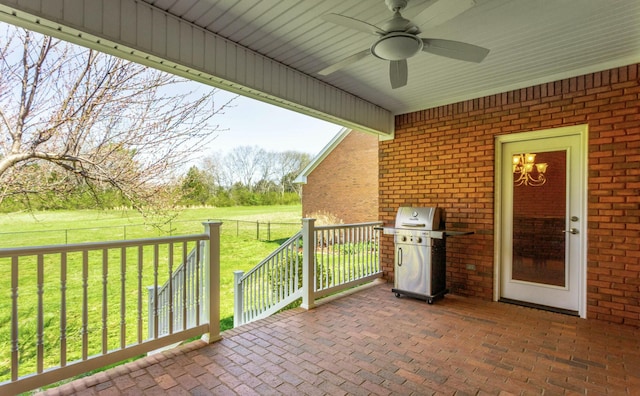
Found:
[427,298,434,304]
[395,292,401,298]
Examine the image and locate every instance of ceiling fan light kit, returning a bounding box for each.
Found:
[318,0,490,89]
[371,32,423,61]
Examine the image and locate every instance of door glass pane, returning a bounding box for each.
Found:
[512,150,566,286]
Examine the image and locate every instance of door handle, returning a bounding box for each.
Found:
[563,228,579,235]
[398,247,402,266]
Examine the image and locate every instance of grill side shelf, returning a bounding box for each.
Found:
[444,231,474,237]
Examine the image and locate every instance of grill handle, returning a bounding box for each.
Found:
[397,247,403,266]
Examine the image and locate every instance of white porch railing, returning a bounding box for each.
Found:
[234,219,383,327]
[0,222,222,395]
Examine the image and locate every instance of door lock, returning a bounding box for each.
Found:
[563,228,579,235]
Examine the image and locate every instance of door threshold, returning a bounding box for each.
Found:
[499,298,579,317]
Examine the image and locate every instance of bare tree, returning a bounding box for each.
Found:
[201,153,229,190]
[224,146,266,192]
[275,151,311,196]
[0,25,234,213]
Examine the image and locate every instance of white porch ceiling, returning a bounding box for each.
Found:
[1,0,639,136]
[140,0,640,113]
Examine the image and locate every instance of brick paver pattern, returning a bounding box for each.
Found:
[38,283,640,395]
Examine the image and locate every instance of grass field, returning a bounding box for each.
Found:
[0,206,303,383]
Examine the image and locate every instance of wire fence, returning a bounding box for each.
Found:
[0,218,302,248]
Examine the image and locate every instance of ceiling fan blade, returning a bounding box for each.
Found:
[389,59,408,89]
[318,49,371,76]
[412,0,476,30]
[322,13,386,35]
[422,38,489,63]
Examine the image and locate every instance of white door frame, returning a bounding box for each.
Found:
[493,124,589,318]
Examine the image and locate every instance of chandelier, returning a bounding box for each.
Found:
[513,153,548,186]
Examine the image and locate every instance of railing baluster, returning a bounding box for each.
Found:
[102,249,108,354]
[358,226,362,277]
[168,243,174,335]
[137,246,143,343]
[182,241,188,332]
[351,227,355,280]
[336,228,340,286]
[60,252,67,367]
[37,255,44,374]
[153,244,159,339]
[120,247,126,349]
[262,258,266,313]
[195,242,201,326]
[254,269,259,320]
[11,256,19,381]
[249,274,252,318]
[262,260,267,313]
[343,228,348,283]
[365,226,370,274]
[287,243,293,295]
[299,234,302,288]
[278,250,283,301]
[82,251,89,360]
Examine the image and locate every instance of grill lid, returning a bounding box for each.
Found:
[395,206,442,230]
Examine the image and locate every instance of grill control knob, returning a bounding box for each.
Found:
[417,237,422,243]
[401,236,407,242]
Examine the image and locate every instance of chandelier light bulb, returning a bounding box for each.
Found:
[513,152,548,187]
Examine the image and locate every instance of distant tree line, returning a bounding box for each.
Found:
[0,146,311,212]
[179,146,311,207]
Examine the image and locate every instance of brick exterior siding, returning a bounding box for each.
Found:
[301,130,378,224]
[379,64,640,326]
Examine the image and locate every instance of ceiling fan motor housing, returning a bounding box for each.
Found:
[371,32,424,61]
[385,0,408,12]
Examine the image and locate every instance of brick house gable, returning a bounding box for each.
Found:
[297,129,378,224]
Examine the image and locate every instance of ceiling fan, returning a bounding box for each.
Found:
[317,0,490,89]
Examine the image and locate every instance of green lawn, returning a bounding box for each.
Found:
[0,206,303,383]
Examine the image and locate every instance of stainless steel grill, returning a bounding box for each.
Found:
[383,206,448,304]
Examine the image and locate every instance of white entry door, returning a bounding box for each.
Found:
[496,126,587,316]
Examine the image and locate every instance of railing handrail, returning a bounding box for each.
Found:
[314,221,383,231]
[0,233,208,257]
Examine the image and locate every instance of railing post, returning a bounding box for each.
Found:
[300,218,316,310]
[233,270,244,327]
[202,221,222,343]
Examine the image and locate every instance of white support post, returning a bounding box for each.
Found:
[300,218,316,310]
[233,270,244,328]
[202,221,222,343]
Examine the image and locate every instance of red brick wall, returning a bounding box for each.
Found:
[302,130,378,224]
[379,64,640,325]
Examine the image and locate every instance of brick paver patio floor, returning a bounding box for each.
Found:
[38,282,640,395]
